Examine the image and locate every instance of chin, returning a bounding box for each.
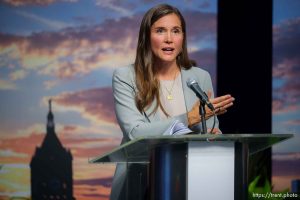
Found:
[159,56,177,62]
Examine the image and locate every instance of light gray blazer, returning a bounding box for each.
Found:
[110,65,219,200]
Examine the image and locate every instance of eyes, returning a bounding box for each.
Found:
[153,27,183,35]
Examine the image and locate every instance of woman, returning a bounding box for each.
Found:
[111,4,234,199]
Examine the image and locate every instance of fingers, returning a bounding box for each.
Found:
[208,94,234,116]
[189,94,235,124]
[214,107,227,116]
[210,94,234,105]
[211,95,235,111]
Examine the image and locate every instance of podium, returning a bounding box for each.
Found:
[89,134,293,200]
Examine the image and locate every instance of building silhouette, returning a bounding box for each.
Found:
[30,100,75,200]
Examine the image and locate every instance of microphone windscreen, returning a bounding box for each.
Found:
[186,78,197,87]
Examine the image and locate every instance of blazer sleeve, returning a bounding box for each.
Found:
[112,67,188,140]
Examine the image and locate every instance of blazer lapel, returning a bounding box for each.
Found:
[143,98,160,121]
[181,68,198,112]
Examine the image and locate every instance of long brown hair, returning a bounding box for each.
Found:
[134,4,193,115]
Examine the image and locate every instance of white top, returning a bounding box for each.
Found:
[159,73,186,119]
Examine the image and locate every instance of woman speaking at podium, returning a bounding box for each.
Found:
[110,3,234,199]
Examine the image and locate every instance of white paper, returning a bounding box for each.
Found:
[163,120,193,136]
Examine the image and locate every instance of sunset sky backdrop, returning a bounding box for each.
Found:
[0,0,299,199]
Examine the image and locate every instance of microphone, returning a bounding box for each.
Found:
[186,78,215,111]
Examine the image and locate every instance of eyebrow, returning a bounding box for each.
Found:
[152,26,182,30]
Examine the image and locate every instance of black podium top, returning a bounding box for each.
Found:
[89,134,293,164]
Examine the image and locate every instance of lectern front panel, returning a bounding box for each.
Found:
[187,141,235,200]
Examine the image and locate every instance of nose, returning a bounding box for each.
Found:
[164,31,173,43]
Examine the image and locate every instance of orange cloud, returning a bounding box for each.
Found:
[0,120,121,161]
[73,158,115,181]
[272,175,300,192]
[273,58,300,79]
[272,99,300,115]
[74,184,111,200]
[0,133,44,163]
[49,87,117,125]
[0,18,138,82]
[0,163,31,199]
[0,10,218,88]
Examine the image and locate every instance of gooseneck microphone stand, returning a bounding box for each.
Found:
[199,101,207,134]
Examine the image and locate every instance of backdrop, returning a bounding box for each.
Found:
[0,0,299,199]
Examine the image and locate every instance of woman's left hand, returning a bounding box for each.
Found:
[187,91,235,127]
[205,91,235,118]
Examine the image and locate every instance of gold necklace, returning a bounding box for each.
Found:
[164,71,178,100]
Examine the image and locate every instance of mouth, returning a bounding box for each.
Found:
[162,47,175,52]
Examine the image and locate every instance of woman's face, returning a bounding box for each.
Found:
[150,13,183,65]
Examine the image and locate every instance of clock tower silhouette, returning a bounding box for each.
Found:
[30,100,75,200]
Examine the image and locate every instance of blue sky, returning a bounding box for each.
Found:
[273,0,300,24]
